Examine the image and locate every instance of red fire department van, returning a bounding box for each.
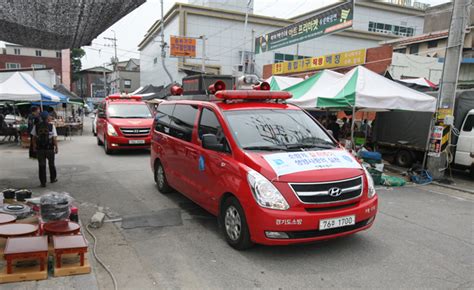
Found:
[150,86,378,250]
[96,94,153,154]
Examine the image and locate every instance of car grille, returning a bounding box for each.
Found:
[120,127,150,136]
[290,176,363,204]
[285,218,371,239]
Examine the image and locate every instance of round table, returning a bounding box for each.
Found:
[0,223,38,238]
[0,213,16,225]
[43,221,80,236]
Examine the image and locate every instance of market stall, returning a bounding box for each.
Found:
[314,66,436,143]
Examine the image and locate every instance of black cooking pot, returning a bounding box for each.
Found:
[2,188,16,199]
[15,189,32,201]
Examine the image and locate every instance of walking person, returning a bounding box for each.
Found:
[31,111,58,187]
[27,106,40,158]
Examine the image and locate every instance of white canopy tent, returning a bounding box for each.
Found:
[316,66,437,112]
[266,75,303,91]
[0,72,67,104]
[285,70,344,108]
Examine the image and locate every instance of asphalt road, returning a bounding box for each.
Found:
[0,117,473,289]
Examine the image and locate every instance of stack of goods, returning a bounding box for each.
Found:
[358,150,383,185]
[0,189,90,284]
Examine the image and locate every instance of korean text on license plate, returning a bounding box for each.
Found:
[319,215,355,231]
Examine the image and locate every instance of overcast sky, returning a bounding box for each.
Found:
[75,0,451,69]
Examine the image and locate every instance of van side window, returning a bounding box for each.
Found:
[155,104,175,134]
[170,104,198,142]
[199,108,229,152]
[463,115,474,132]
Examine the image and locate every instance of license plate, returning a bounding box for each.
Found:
[319,215,355,231]
[129,140,145,144]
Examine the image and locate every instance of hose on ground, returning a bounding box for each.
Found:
[86,223,119,290]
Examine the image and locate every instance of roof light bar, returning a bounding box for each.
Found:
[215,90,292,100]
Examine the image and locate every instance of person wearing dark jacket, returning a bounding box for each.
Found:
[27,106,40,158]
[327,115,341,141]
[31,111,58,187]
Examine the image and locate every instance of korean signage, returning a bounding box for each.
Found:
[428,125,450,157]
[255,1,354,54]
[272,49,366,75]
[170,36,196,57]
[263,150,362,177]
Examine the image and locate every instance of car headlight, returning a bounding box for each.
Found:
[363,167,376,198]
[247,169,289,210]
[107,123,118,136]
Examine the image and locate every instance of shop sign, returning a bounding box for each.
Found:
[255,1,354,54]
[271,49,366,75]
[170,36,196,57]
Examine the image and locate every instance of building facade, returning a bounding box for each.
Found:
[0,44,63,77]
[73,66,111,101]
[109,58,140,94]
[383,2,474,87]
[139,0,427,87]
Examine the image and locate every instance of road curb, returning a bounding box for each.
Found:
[432,182,474,195]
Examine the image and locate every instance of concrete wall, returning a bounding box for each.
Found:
[118,70,140,93]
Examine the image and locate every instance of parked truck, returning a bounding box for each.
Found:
[373,90,474,176]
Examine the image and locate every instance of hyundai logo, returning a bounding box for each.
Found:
[134,129,139,133]
[328,187,342,197]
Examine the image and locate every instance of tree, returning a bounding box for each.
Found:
[71,48,86,82]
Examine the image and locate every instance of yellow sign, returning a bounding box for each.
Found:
[437,108,453,122]
[272,49,366,75]
[170,36,196,57]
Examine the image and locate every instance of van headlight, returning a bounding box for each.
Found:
[363,167,376,198]
[107,123,118,136]
[247,169,289,210]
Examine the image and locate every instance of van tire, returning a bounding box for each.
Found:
[155,161,172,193]
[396,150,413,167]
[221,196,253,250]
[104,136,113,154]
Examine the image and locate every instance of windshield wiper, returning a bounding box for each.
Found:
[243,145,287,151]
[285,143,335,150]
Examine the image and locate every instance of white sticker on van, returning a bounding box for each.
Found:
[263,150,361,177]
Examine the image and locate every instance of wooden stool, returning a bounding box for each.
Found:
[0,224,38,238]
[53,235,88,268]
[0,214,16,225]
[43,221,80,237]
[4,236,48,274]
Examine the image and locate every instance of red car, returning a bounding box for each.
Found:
[96,94,153,154]
[150,90,378,249]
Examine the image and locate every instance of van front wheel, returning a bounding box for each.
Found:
[221,196,253,250]
[155,161,172,193]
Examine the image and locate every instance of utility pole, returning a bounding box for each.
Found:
[160,0,173,84]
[240,0,252,74]
[104,30,119,93]
[102,63,108,97]
[427,0,471,179]
[200,35,206,74]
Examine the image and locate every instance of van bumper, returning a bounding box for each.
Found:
[247,195,378,245]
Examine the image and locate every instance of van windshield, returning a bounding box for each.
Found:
[107,104,152,118]
[224,109,335,151]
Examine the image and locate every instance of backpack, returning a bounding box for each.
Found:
[36,121,53,150]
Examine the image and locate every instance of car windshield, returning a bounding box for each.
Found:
[224,109,335,151]
[107,104,152,118]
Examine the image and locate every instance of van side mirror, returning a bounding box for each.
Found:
[202,134,225,152]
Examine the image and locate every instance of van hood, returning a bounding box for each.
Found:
[243,149,364,183]
[108,118,153,127]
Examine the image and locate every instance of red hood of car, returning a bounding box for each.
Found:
[242,149,364,183]
[108,118,153,127]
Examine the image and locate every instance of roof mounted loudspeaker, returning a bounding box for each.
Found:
[170,85,184,96]
[208,80,226,94]
[253,81,270,91]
